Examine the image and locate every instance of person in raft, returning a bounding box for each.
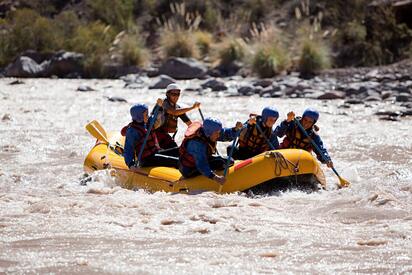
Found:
[227,106,280,160]
[153,83,201,151]
[274,107,333,168]
[122,100,178,170]
[179,118,243,185]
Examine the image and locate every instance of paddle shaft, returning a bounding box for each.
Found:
[223,129,242,177]
[255,123,276,150]
[199,108,205,121]
[294,119,341,178]
[137,105,160,165]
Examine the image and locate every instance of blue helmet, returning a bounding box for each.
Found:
[261,106,279,122]
[302,108,319,123]
[130,103,148,122]
[203,117,222,137]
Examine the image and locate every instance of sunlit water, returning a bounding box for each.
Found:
[0,78,411,274]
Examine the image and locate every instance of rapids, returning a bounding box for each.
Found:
[0,78,411,273]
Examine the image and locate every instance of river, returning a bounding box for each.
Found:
[0,78,411,274]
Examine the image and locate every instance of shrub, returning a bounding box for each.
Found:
[340,21,367,43]
[159,29,199,59]
[216,37,246,65]
[70,21,115,76]
[116,31,150,67]
[86,0,135,30]
[252,44,288,78]
[298,39,330,78]
[194,31,213,57]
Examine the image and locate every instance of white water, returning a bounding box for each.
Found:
[0,78,411,274]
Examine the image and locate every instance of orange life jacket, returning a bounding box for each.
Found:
[238,116,272,153]
[280,119,315,151]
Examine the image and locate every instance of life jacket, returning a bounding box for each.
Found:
[238,116,272,153]
[121,121,160,161]
[179,121,217,168]
[280,118,315,151]
[155,98,179,134]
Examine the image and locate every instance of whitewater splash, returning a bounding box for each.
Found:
[0,78,411,273]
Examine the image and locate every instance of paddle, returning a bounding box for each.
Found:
[294,118,350,188]
[218,127,244,193]
[198,108,205,121]
[136,105,160,166]
[85,120,109,144]
[255,123,276,150]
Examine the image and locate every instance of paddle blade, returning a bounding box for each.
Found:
[338,176,350,188]
[85,120,109,144]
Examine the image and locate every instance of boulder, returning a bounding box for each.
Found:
[158,57,207,79]
[238,85,256,96]
[20,50,54,64]
[252,79,273,88]
[317,91,345,100]
[201,79,228,91]
[213,61,242,77]
[77,85,96,92]
[149,75,176,89]
[4,56,43,77]
[396,94,412,102]
[344,99,364,104]
[41,51,84,77]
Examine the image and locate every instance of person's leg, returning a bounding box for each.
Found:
[159,146,179,157]
[141,154,178,168]
[227,145,240,160]
[237,147,256,160]
[155,129,177,149]
[178,165,201,178]
[209,155,232,171]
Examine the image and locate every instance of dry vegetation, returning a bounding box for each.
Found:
[1,0,411,77]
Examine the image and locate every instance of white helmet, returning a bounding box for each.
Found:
[166,83,181,92]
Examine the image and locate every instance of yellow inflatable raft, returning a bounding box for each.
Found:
[83,123,326,193]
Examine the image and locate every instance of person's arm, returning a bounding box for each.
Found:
[179,113,192,126]
[123,128,141,168]
[164,102,200,116]
[218,122,243,141]
[274,119,291,137]
[312,134,331,163]
[186,140,215,178]
[274,111,295,137]
[269,131,280,149]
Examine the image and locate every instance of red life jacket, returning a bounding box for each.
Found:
[121,121,160,161]
[280,119,315,151]
[179,121,216,168]
[238,116,272,153]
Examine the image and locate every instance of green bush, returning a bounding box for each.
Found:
[194,31,213,57]
[298,39,330,78]
[119,33,150,67]
[216,37,245,65]
[340,21,367,42]
[252,44,288,78]
[159,30,199,59]
[86,0,135,30]
[70,21,115,76]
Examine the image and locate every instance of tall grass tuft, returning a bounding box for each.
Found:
[252,45,288,78]
[159,29,199,59]
[194,31,213,58]
[157,2,202,59]
[70,21,115,76]
[110,28,150,67]
[298,39,330,78]
[86,0,135,31]
[216,37,246,65]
